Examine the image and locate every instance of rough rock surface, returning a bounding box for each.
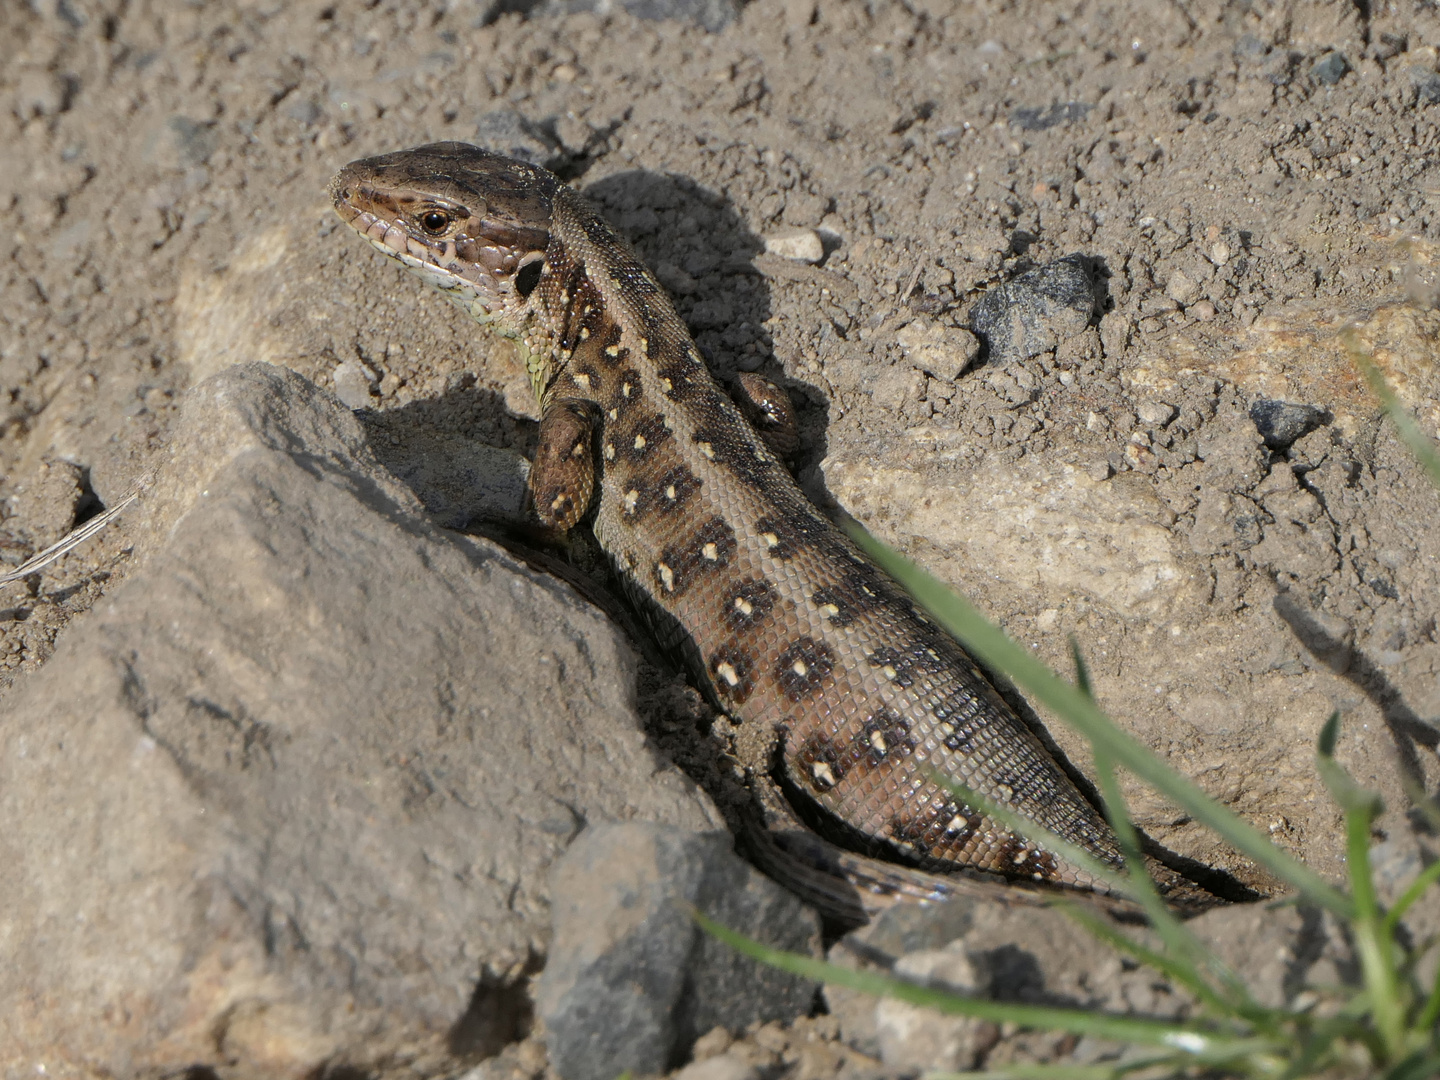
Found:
[0,363,724,1079]
[537,822,820,1080]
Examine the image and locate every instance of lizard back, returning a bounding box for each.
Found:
[330,141,1127,893]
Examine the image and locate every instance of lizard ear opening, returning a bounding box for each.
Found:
[515,257,544,298]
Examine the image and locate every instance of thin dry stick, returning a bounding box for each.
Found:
[0,487,142,586]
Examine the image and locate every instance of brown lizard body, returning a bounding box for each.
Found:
[330,142,1139,918]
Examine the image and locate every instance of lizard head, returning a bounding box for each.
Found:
[330,141,556,332]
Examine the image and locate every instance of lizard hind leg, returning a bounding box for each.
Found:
[527,398,602,532]
[731,372,800,460]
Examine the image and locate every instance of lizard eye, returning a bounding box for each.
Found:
[419,209,451,234]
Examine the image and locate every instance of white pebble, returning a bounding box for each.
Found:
[762,228,825,264]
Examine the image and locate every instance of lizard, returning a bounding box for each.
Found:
[329,141,1173,922]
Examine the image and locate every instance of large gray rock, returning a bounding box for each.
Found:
[0,363,723,1078]
[538,822,821,1080]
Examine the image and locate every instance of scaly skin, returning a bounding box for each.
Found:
[330,142,1132,915]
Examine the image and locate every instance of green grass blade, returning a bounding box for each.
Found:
[1399,771,1440,835]
[1415,958,1440,1034]
[1070,635,1095,700]
[694,910,1281,1061]
[1344,328,1440,489]
[842,513,1354,919]
[1088,746,1259,1019]
[1383,843,1440,934]
[1384,1051,1440,1080]
[1316,714,1407,1056]
[1056,898,1248,1022]
[1100,748,1261,1025]
[1345,803,1407,1060]
[1316,713,1385,817]
[927,1055,1183,1080]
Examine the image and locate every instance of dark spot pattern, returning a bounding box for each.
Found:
[775,637,836,701]
[656,516,737,595]
[723,577,779,632]
[657,360,710,403]
[618,483,649,520]
[691,424,769,488]
[622,414,673,462]
[796,732,845,792]
[652,464,701,515]
[867,645,948,689]
[609,368,642,414]
[539,484,577,523]
[708,644,756,703]
[938,718,977,753]
[987,761,1062,805]
[569,366,602,395]
[603,262,668,357]
[566,281,608,347]
[812,569,889,627]
[855,710,915,766]
[598,322,627,364]
[557,263,594,352]
[891,794,967,857]
[755,513,827,561]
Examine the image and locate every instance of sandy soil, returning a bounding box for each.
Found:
[4,0,1440,1018]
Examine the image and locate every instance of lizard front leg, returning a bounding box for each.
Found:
[528,398,602,532]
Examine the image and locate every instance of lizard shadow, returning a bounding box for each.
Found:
[578,168,835,483]
[1275,590,1440,824]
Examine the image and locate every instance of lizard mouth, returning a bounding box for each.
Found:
[330,175,547,314]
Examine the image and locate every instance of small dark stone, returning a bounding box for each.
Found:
[530,0,739,31]
[969,254,1100,365]
[1248,399,1326,450]
[285,99,321,126]
[1233,34,1269,62]
[1310,51,1350,85]
[1376,33,1408,62]
[167,116,214,167]
[1009,102,1091,131]
[1411,66,1440,106]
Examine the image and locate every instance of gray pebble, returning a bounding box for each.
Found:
[531,0,740,32]
[12,69,70,120]
[762,227,825,264]
[896,321,979,383]
[285,98,322,126]
[1136,399,1176,427]
[1248,399,1326,450]
[1009,102,1091,131]
[969,254,1099,365]
[674,1056,761,1080]
[331,360,376,410]
[1411,65,1440,106]
[1310,51,1350,85]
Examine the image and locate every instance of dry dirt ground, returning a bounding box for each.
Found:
[4,0,1440,1072]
